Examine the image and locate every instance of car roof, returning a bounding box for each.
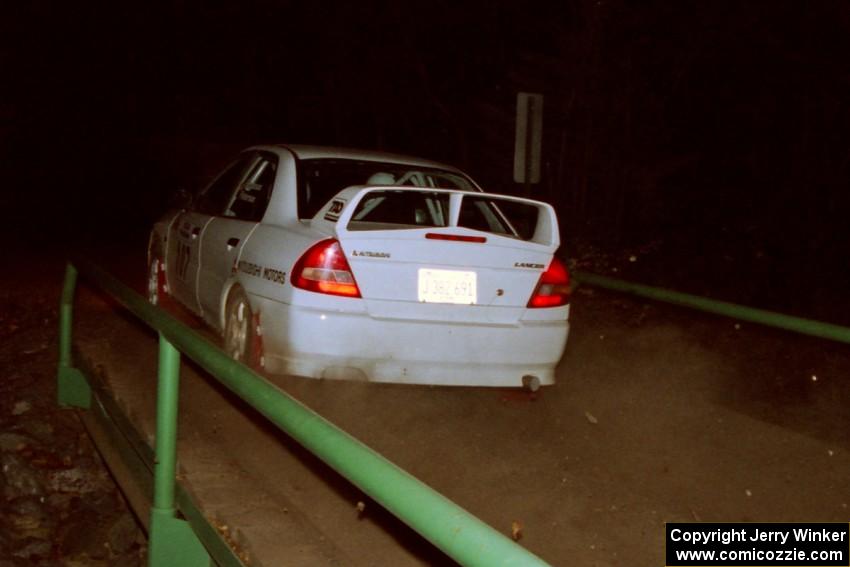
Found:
[253,144,465,173]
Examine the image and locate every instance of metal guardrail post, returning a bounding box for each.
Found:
[153,333,180,513]
[57,263,91,408]
[575,271,850,345]
[148,333,210,567]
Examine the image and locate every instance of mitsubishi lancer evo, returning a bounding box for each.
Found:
[147,145,570,389]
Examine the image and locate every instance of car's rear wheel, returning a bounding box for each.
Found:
[147,257,165,305]
[224,287,256,366]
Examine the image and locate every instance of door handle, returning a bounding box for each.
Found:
[227,237,240,248]
[191,226,200,238]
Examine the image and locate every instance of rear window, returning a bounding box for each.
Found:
[347,190,541,241]
[461,196,540,241]
[297,158,476,219]
[350,191,450,229]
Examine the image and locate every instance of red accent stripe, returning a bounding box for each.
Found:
[425,233,487,243]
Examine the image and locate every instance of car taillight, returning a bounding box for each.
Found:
[528,257,570,308]
[291,238,361,298]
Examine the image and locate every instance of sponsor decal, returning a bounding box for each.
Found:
[514,262,544,269]
[262,267,287,285]
[353,250,391,259]
[324,198,346,221]
[238,261,287,286]
[238,261,262,277]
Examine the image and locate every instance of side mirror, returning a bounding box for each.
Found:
[170,186,193,210]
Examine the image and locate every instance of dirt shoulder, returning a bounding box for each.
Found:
[0,252,147,566]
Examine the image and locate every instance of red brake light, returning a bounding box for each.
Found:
[291,238,361,298]
[425,233,487,243]
[528,258,570,308]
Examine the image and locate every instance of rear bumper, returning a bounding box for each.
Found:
[257,300,569,388]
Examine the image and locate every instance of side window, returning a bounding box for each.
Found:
[227,154,277,222]
[195,155,254,216]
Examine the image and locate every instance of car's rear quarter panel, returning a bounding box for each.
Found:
[235,223,326,310]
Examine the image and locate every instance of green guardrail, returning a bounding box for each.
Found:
[574,271,850,345]
[57,258,551,567]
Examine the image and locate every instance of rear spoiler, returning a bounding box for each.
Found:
[311,186,560,249]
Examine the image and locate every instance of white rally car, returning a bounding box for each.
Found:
[148,145,569,389]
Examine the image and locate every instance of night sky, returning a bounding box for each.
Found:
[6,1,850,320]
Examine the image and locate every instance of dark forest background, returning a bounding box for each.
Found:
[5,1,850,322]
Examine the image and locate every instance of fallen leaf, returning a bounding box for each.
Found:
[511,521,523,541]
[22,344,48,355]
[12,401,31,416]
[585,411,598,425]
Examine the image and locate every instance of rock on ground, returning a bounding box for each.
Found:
[0,281,146,566]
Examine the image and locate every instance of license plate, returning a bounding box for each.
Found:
[418,268,477,305]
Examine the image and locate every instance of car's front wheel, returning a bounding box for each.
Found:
[147,257,165,305]
[224,287,256,366]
